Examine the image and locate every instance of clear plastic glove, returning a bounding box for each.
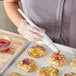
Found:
[17,20,45,41]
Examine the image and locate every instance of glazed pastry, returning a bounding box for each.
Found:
[17,58,37,72]
[47,53,66,66]
[28,45,46,58]
[8,72,22,76]
[63,72,76,76]
[70,57,76,71]
[37,66,59,76]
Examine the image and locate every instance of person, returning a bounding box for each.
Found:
[4,0,76,48]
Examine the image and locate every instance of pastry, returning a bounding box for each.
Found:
[63,72,76,76]
[28,45,46,58]
[37,66,59,76]
[8,72,22,76]
[17,58,37,72]
[47,53,66,66]
[70,57,76,71]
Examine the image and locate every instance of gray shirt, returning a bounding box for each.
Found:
[21,0,76,48]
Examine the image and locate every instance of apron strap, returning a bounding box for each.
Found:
[54,0,65,42]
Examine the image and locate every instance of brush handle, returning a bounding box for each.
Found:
[18,8,59,53]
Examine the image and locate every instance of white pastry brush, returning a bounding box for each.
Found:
[18,8,60,55]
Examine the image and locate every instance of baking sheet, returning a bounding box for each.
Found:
[2,42,76,76]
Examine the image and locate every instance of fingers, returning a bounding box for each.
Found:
[23,34,42,41]
[23,30,43,41]
[20,23,45,41]
[26,24,45,34]
[30,30,43,39]
[31,27,45,34]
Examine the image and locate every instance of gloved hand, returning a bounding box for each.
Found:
[17,20,45,41]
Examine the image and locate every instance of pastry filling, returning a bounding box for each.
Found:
[23,58,31,65]
[55,56,63,60]
[31,50,39,54]
[44,68,54,74]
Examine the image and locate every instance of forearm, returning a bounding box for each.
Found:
[4,1,24,27]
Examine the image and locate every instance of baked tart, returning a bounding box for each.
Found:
[28,45,46,58]
[47,53,66,66]
[37,66,59,76]
[17,58,37,72]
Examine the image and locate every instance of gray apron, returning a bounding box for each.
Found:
[21,0,76,48]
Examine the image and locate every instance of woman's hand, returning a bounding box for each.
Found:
[17,20,45,41]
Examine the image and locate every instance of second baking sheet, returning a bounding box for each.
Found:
[2,42,76,76]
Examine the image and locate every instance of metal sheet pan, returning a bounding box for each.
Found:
[1,42,76,76]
